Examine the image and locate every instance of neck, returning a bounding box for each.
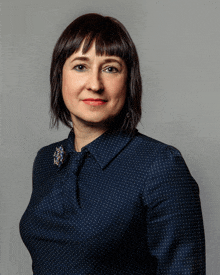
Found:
[73,123,107,152]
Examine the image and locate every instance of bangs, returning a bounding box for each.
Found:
[62,15,132,64]
[81,32,131,61]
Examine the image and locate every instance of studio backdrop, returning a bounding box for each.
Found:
[1,0,220,274]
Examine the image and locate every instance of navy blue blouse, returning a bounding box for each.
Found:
[19,130,205,274]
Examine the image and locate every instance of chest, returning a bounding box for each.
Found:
[25,154,147,244]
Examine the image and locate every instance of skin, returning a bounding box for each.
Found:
[62,41,128,151]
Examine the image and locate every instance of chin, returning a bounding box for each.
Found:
[74,115,107,127]
[72,111,121,129]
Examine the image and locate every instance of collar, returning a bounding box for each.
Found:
[65,129,136,170]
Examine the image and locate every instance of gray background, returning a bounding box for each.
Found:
[1,0,220,274]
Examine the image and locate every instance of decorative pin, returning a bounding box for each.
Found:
[53,145,65,167]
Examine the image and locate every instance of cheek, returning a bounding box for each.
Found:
[62,72,72,94]
[62,72,78,101]
[62,72,69,97]
[110,78,127,99]
[62,82,69,104]
[62,77,75,109]
[116,85,127,105]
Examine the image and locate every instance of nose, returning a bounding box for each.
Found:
[86,70,104,93]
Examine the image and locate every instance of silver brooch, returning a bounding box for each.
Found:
[53,145,65,167]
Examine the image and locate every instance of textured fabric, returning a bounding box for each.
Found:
[19,130,205,274]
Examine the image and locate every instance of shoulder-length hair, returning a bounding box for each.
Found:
[50,13,142,135]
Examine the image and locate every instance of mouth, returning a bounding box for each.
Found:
[83,98,107,106]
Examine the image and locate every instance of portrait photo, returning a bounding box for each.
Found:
[1,0,220,274]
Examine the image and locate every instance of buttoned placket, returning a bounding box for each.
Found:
[62,148,88,215]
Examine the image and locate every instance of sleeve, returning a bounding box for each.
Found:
[142,146,205,274]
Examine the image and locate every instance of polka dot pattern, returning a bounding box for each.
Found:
[19,130,205,274]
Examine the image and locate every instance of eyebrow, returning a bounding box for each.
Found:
[70,57,123,67]
[71,57,89,63]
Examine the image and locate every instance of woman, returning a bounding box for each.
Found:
[20,13,205,274]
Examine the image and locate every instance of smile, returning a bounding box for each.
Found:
[83,98,107,106]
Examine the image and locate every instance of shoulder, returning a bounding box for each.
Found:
[135,132,191,178]
[36,138,68,157]
[130,131,183,166]
[119,131,188,187]
[33,137,68,175]
[135,133,199,207]
[136,132,180,151]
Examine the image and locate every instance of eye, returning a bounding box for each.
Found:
[73,64,86,71]
[103,66,119,73]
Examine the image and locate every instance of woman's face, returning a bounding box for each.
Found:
[62,41,127,129]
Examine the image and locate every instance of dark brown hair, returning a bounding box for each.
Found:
[50,13,142,134]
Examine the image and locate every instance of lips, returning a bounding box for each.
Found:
[83,98,107,106]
